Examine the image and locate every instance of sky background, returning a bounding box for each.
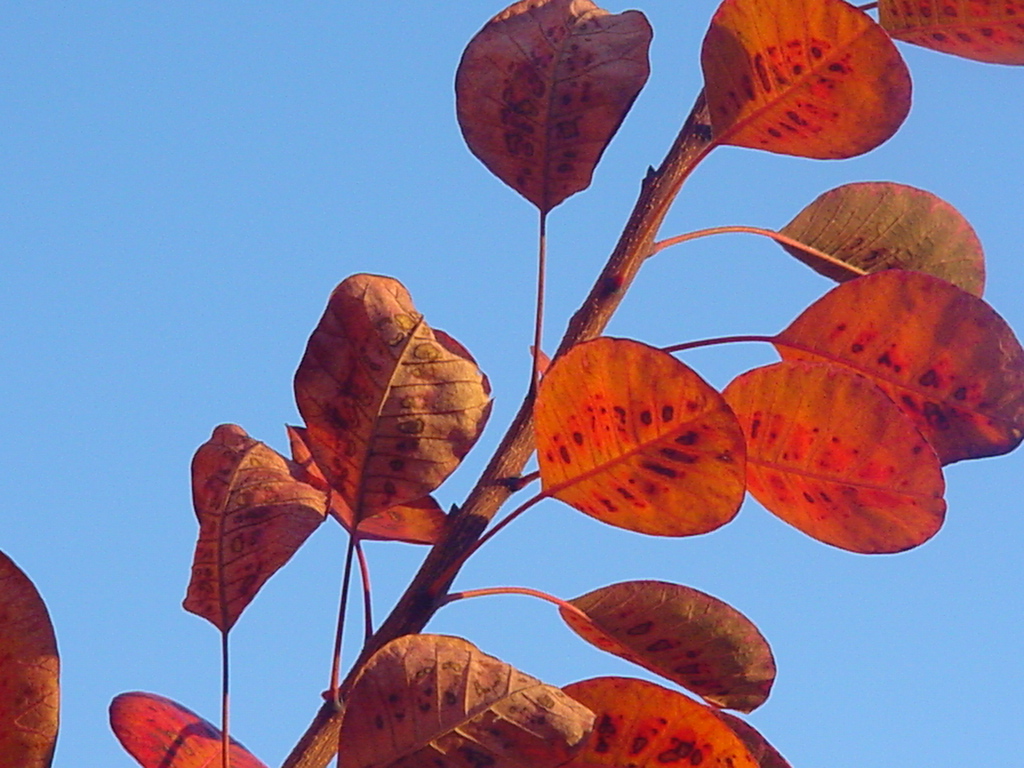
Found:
[2,1,1022,766]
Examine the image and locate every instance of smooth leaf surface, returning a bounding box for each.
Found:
[701,0,911,158]
[456,0,652,212]
[183,424,326,632]
[775,270,1024,463]
[713,712,792,768]
[286,425,446,544]
[294,274,492,520]
[562,677,758,768]
[879,0,1024,64]
[0,551,59,768]
[110,692,267,768]
[724,361,946,553]
[560,580,775,712]
[338,634,594,768]
[535,338,746,536]
[779,181,985,295]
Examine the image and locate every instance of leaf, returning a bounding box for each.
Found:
[293,274,492,521]
[0,551,59,768]
[110,692,267,768]
[535,337,746,536]
[879,0,1024,64]
[456,0,652,212]
[560,581,775,712]
[723,361,946,553]
[286,425,446,545]
[775,270,1024,463]
[779,181,985,296]
[338,634,594,768]
[183,424,327,632]
[561,677,759,768]
[713,712,792,768]
[701,0,912,158]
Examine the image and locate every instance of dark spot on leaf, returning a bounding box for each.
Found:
[658,738,695,763]
[559,446,571,463]
[676,430,699,445]
[419,702,431,712]
[389,458,405,471]
[690,748,704,765]
[923,402,950,430]
[662,405,675,422]
[902,395,918,411]
[596,739,610,753]
[660,447,699,463]
[750,419,760,439]
[631,736,649,754]
[616,486,637,501]
[627,621,654,636]
[460,747,496,768]
[918,369,939,387]
[375,714,384,729]
[614,406,627,424]
[803,491,815,503]
[647,638,678,652]
[674,663,702,675]
[641,410,653,425]
[851,343,864,353]
[642,462,678,479]
[397,419,425,435]
[954,386,968,400]
[444,690,458,706]
[878,351,894,367]
[598,715,617,735]
[599,497,618,512]
[572,431,584,445]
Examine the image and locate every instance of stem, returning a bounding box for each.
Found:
[328,535,358,707]
[439,586,591,627]
[532,210,549,396]
[652,225,868,279]
[662,334,777,355]
[279,90,715,768]
[221,630,231,768]
[355,540,374,644]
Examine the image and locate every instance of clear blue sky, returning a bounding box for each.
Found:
[1,2,1021,766]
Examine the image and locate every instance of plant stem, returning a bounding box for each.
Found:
[532,210,549,396]
[221,630,231,768]
[327,535,357,707]
[355,540,373,643]
[439,586,592,627]
[279,90,715,768]
[662,334,777,354]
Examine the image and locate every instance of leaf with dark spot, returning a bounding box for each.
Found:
[714,712,793,768]
[560,581,775,712]
[879,0,1024,64]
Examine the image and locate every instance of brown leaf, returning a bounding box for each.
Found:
[456,0,652,212]
[779,182,985,296]
[294,274,492,521]
[0,551,59,768]
[286,425,446,545]
[713,712,792,768]
[702,0,911,158]
[338,634,594,768]
[562,677,759,767]
[879,0,1024,64]
[560,581,775,712]
[110,691,267,768]
[183,424,327,632]
[535,337,746,536]
[724,361,946,553]
[775,270,1024,463]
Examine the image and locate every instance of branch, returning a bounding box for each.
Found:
[279,91,715,768]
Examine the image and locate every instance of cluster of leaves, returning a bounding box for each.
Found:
[1,0,1021,766]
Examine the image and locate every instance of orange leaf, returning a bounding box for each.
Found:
[535,337,746,536]
[294,274,492,521]
[779,182,985,296]
[713,712,792,768]
[560,580,775,712]
[110,692,267,768]
[456,0,652,212]
[724,361,946,553]
[0,551,59,768]
[701,0,911,158]
[285,425,446,545]
[183,424,327,632]
[879,0,1024,64]
[562,677,759,768]
[775,270,1024,463]
[338,634,594,768]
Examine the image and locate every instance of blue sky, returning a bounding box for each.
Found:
[1,2,1021,766]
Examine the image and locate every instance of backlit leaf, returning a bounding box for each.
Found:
[560,580,775,712]
[110,692,267,768]
[775,270,1024,463]
[0,551,59,768]
[779,182,985,296]
[535,338,746,536]
[713,712,792,768]
[879,0,1024,64]
[338,634,593,768]
[456,0,652,212]
[723,361,946,553]
[183,424,327,632]
[562,677,758,768]
[294,274,492,521]
[701,0,911,158]
[286,425,446,545]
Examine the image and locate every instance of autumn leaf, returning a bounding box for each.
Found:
[775,270,1024,463]
[535,337,746,536]
[562,677,759,768]
[286,425,446,545]
[560,581,775,712]
[724,361,946,553]
[183,424,327,632]
[294,274,491,522]
[0,551,59,768]
[110,692,267,768]
[713,712,792,768]
[456,0,652,212]
[779,181,985,296]
[879,0,1024,64]
[701,0,911,158]
[338,634,594,768]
